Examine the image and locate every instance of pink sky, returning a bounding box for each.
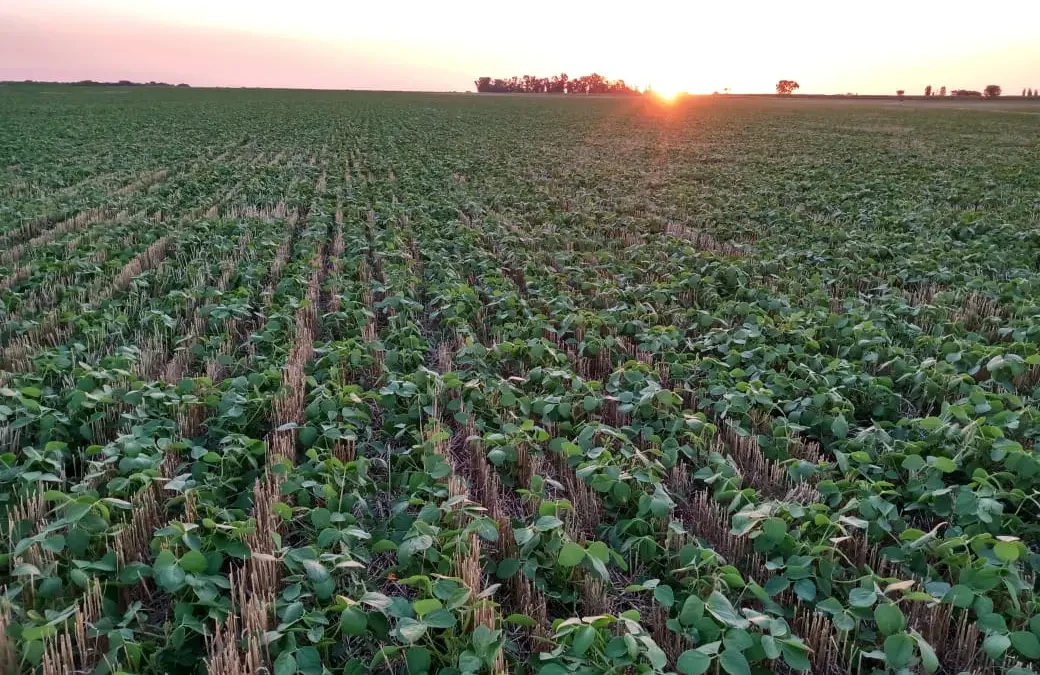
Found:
[2,0,1039,94]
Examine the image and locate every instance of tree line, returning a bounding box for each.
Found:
[919,85,1038,98]
[5,79,190,88]
[925,85,1002,98]
[778,81,1039,99]
[474,73,641,95]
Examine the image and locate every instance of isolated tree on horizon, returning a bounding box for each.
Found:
[897,89,905,98]
[940,85,946,96]
[984,84,1002,98]
[776,80,800,95]
[925,85,932,96]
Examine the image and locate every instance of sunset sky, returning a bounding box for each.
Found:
[2,0,1038,95]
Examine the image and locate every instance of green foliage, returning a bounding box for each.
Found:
[1,86,1038,675]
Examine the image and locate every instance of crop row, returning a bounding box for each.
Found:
[1,88,1039,675]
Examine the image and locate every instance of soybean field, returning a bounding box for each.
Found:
[2,85,1040,675]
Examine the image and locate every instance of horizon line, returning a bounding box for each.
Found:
[3,80,1032,99]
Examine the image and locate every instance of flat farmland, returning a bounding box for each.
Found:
[1,85,1040,675]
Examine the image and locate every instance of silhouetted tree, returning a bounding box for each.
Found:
[924,85,932,96]
[775,80,800,95]
[474,72,639,95]
[951,89,982,97]
[939,85,946,96]
[549,73,568,93]
[521,75,541,93]
[896,90,905,98]
[984,84,1002,98]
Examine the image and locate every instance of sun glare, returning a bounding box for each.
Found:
[652,88,678,102]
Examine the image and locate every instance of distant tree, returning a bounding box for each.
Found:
[521,75,542,93]
[776,80,800,95]
[549,73,568,93]
[951,89,982,97]
[939,85,946,96]
[896,89,905,98]
[984,84,1002,98]
[925,85,932,96]
[610,78,634,94]
[473,72,639,95]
